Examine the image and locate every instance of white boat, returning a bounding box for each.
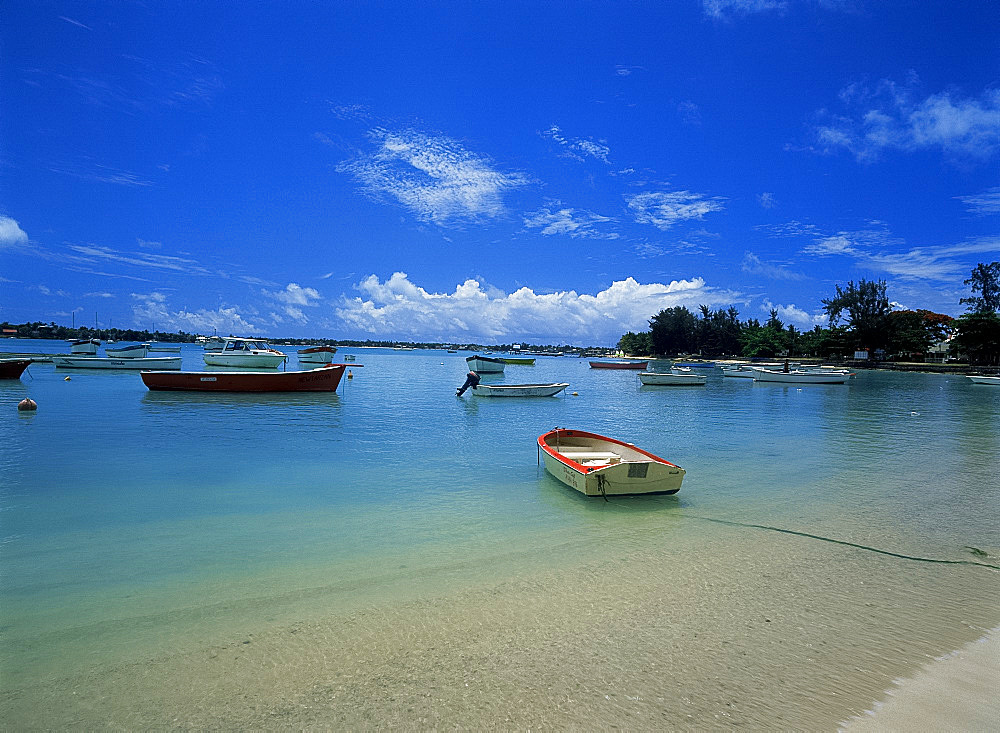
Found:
[104,343,149,358]
[968,375,1000,385]
[148,344,181,353]
[70,338,101,355]
[471,382,569,397]
[538,428,685,497]
[297,345,337,364]
[53,356,182,370]
[203,337,287,368]
[196,335,227,352]
[752,367,850,384]
[466,355,505,373]
[721,365,757,378]
[639,370,707,386]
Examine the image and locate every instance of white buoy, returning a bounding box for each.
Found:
[64,376,71,381]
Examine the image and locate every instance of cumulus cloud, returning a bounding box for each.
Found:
[523,204,619,239]
[626,191,725,230]
[761,300,826,327]
[541,125,612,164]
[814,80,1000,161]
[335,272,740,345]
[262,282,323,324]
[337,128,528,225]
[956,187,1000,216]
[131,292,260,334]
[0,216,29,248]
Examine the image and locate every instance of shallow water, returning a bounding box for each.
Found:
[2,340,998,726]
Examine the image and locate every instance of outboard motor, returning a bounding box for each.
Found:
[456,370,481,396]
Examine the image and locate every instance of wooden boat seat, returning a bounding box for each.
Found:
[556,450,622,464]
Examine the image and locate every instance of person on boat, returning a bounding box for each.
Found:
[456,370,480,396]
[782,359,790,373]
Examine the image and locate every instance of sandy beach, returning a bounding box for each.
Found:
[3,523,997,729]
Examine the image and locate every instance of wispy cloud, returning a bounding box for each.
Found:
[703,0,788,19]
[626,190,725,230]
[742,252,806,280]
[48,162,154,187]
[83,291,115,298]
[337,129,528,225]
[59,16,92,30]
[956,186,1000,216]
[64,244,210,274]
[802,225,1000,281]
[541,125,611,164]
[758,192,776,209]
[523,204,619,239]
[0,215,29,248]
[760,299,826,327]
[335,272,740,344]
[813,79,1000,161]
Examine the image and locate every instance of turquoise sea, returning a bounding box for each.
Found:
[2,339,999,728]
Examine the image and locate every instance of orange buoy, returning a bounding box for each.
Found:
[17,398,37,411]
[347,370,353,379]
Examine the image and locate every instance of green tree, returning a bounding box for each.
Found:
[649,306,697,356]
[960,262,1000,314]
[822,279,891,353]
[953,312,1000,365]
[886,310,954,359]
[618,331,652,356]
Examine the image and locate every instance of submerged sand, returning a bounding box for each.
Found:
[3,523,998,729]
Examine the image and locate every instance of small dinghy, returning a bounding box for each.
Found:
[538,428,685,497]
[471,382,569,397]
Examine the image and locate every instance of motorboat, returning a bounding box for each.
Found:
[674,361,716,369]
[721,365,757,378]
[471,382,569,397]
[589,360,648,370]
[196,335,226,352]
[0,358,32,379]
[752,367,851,384]
[70,338,101,354]
[968,375,1000,385]
[53,356,182,370]
[501,357,536,365]
[537,428,685,497]
[203,337,287,368]
[104,343,149,358]
[466,355,505,373]
[148,344,182,353]
[297,345,338,364]
[639,369,707,386]
[140,364,346,392]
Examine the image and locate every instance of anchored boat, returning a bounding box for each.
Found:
[297,345,338,364]
[466,355,506,373]
[471,382,569,397]
[0,358,32,379]
[203,337,287,368]
[537,428,685,497]
[589,360,648,370]
[141,364,347,392]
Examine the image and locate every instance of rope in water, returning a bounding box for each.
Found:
[686,515,1000,571]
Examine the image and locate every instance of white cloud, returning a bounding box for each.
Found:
[626,191,725,230]
[523,205,619,239]
[0,216,29,248]
[131,292,259,335]
[741,252,805,280]
[63,243,210,274]
[541,125,611,164]
[802,227,1000,281]
[703,0,787,18]
[956,187,1000,216]
[334,272,740,345]
[758,192,776,209]
[84,292,115,298]
[337,128,528,225]
[262,283,323,324]
[761,300,826,327]
[814,82,1000,161]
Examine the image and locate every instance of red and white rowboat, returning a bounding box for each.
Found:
[140,364,348,392]
[589,360,648,370]
[538,428,685,497]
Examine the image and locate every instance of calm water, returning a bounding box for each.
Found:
[2,339,999,724]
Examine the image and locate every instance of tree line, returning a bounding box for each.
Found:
[619,262,1000,365]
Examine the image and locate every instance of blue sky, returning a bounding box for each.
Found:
[2,0,999,345]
